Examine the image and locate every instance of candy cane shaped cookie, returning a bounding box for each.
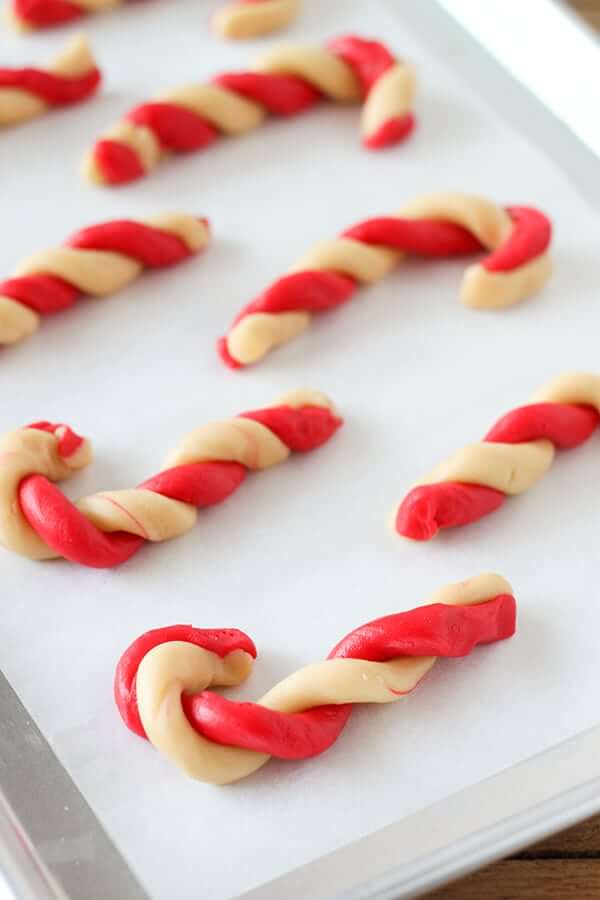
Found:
[0,37,100,127]
[0,391,341,568]
[7,0,125,30]
[115,573,516,783]
[394,373,600,540]
[214,0,301,39]
[83,35,416,185]
[0,215,209,347]
[218,193,553,368]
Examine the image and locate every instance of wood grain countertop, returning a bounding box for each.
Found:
[423,2,600,894]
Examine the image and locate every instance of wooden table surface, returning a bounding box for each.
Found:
[422,2,600,893]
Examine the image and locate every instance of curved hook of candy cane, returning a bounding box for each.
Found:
[218,194,553,369]
[83,35,416,185]
[0,36,100,127]
[7,0,122,31]
[213,0,302,40]
[0,215,209,347]
[393,373,600,540]
[0,391,342,567]
[115,573,516,784]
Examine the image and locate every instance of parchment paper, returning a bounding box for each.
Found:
[1,2,600,898]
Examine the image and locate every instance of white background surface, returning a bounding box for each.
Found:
[1,2,600,899]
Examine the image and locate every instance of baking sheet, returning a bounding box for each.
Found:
[1,1,600,898]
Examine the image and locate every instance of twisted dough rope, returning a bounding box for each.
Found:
[0,391,341,568]
[0,36,100,127]
[218,193,553,368]
[7,0,125,30]
[83,35,416,185]
[0,215,209,347]
[214,0,301,39]
[115,573,516,784]
[394,372,600,540]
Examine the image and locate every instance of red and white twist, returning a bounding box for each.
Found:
[0,37,100,127]
[0,214,209,347]
[394,373,600,540]
[115,574,516,783]
[218,193,553,368]
[0,391,341,568]
[7,0,128,30]
[83,35,416,185]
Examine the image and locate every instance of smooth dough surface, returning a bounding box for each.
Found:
[0,36,97,127]
[135,573,511,784]
[0,389,336,559]
[214,0,301,39]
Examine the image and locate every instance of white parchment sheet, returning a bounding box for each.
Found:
[1,2,600,898]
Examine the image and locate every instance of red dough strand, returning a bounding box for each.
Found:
[363,114,415,149]
[17,404,342,568]
[65,220,199,266]
[128,102,220,152]
[115,594,516,760]
[27,421,84,457]
[116,626,258,739]
[89,35,415,185]
[0,64,100,105]
[483,207,552,272]
[396,402,600,540]
[0,219,204,323]
[329,35,415,148]
[92,140,146,184]
[11,0,86,28]
[213,72,319,115]
[219,206,551,369]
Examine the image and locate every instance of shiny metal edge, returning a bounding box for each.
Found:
[240,0,600,895]
[241,724,600,900]
[2,3,600,900]
[0,672,148,900]
[401,0,600,213]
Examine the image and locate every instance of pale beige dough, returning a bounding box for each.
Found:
[419,441,555,495]
[255,45,361,101]
[360,63,416,140]
[225,192,553,365]
[533,372,600,407]
[160,84,265,134]
[461,253,553,310]
[0,215,209,347]
[0,429,92,560]
[134,573,512,784]
[213,0,302,39]
[0,37,97,127]
[290,239,399,284]
[83,42,415,184]
[393,372,600,528]
[226,312,311,366]
[7,0,121,30]
[0,390,336,560]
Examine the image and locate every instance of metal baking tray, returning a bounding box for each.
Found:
[1,1,599,898]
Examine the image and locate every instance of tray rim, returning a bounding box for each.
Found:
[1,2,600,899]
[241,724,600,900]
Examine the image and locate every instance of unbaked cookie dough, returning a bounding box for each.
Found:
[394,372,600,540]
[218,193,553,368]
[0,392,341,567]
[83,35,416,184]
[115,573,516,783]
[0,36,100,127]
[7,0,124,30]
[0,214,209,347]
[214,0,301,39]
